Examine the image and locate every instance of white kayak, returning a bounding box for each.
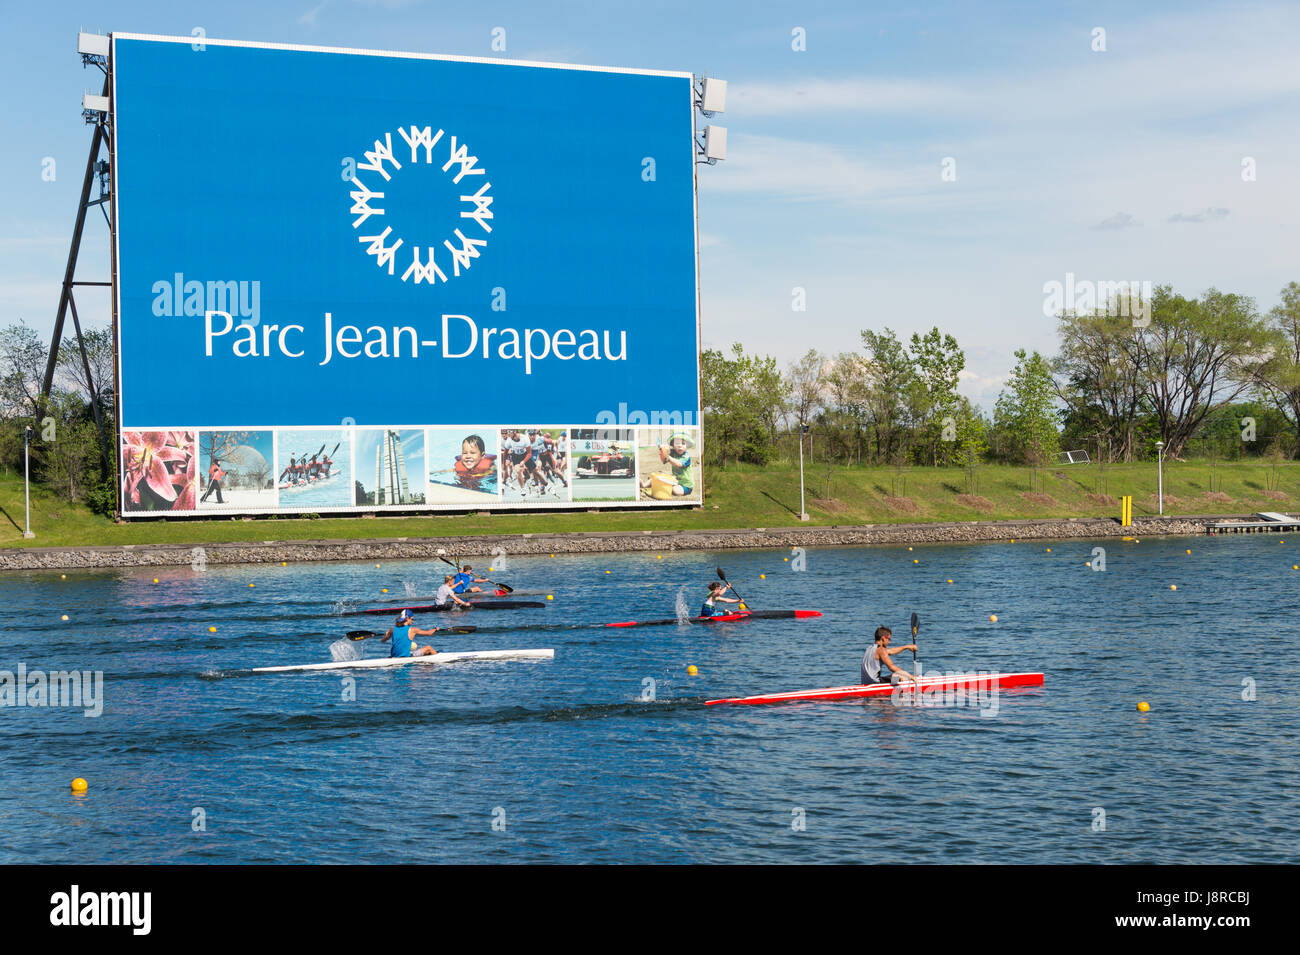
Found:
[251,648,554,674]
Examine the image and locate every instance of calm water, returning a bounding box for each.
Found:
[1,536,1297,864]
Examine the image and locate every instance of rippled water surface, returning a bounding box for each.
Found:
[2,535,1297,863]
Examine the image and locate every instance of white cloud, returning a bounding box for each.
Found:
[730,77,976,117]
[700,132,926,205]
[299,2,328,26]
[1167,208,1230,224]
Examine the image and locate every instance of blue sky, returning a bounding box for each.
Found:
[4,0,1298,410]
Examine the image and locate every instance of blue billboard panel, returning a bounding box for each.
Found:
[111,35,701,514]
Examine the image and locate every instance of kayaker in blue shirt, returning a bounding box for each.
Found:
[384,609,440,658]
[700,581,742,617]
[451,565,488,594]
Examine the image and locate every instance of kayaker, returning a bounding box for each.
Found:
[435,574,474,609]
[700,581,742,617]
[861,626,919,686]
[451,565,488,594]
[384,609,440,658]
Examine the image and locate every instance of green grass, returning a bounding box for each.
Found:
[2,459,1296,549]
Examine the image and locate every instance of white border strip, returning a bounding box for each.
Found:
[110,32,694,79]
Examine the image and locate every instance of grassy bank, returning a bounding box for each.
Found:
[2,459,1296,549]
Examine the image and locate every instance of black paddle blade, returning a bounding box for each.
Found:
[911,612,919,636]
[438,626,478,635]
[495,582,515,594]
[716,567,727,581]
[347,630,379,641]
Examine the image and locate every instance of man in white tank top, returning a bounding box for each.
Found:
[861,626,919,686]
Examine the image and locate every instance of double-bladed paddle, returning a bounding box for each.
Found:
[434,551,514,594]
[716,567,748,611]
[347,626,477,641]
[911,611,920,674]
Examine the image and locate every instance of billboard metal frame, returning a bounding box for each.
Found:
[105,33,704,519]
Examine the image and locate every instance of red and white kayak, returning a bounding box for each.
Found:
[706,671,1045,706]
[605,610,821,628]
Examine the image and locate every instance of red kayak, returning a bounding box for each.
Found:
[605,609,821,628]
[706,671,1045,706]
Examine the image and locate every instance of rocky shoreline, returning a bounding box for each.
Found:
[0,514,1234,571]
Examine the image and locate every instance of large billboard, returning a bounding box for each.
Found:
[111,34,701,515]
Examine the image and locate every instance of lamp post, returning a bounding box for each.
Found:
[1155,439,1164,516]
[798,424,810,521]
[23,425,35,539]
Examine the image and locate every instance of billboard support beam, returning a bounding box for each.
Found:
[41,71,114,472]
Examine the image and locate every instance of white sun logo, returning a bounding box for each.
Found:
[346,125,494,284]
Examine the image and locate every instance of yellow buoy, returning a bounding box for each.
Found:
[760,574,766,579]
[1292,565,1297,571]
[1046,548,1051,553]
[208,626,216,633]
[1010,539,1015,543]
[153,578,159,584]
[282,561,287,566]
[550,554,555,558]
[488,567,494,572]
[1085,562,1091,567]
[61,574,67,580]
[1137,701,1150,712]
[381,588,388,593]
[908,547,913,551]
[784,557,789,562]
[375,564,380,568]
[249,583,255,588]
[687,665,698,676]
[989,614,998,623]
[913,559,919,564]
[61,614,69,621]
[1186,549,1191,555]
[1170,584,1177,591]
[605,570,610,574]
[71,778,88,793]
[547,594,553,600]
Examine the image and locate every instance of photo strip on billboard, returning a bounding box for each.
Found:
[110,34,702,516]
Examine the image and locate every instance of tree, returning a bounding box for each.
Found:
[785,349,825,434]
[57,327,114,404]
[0,321,48,420]
[700,345,775,466]
[909,327,965,465]
[994,349,1061,467]
[821,352,871,463]
[1053,310,1146,462]
[860,328,915,464]
[1130,287,1270,458]
[748,351,789,444]
[1257,281,1300,457]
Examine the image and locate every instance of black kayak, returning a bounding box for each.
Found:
[605,610,821,628]
[349,600,547,616]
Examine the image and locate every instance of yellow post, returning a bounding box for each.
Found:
[1121,495,1131,527]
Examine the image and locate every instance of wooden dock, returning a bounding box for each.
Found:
[1208,512,1300,534]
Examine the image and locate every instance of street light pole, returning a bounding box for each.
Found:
[23,425,35,539]
[798,424,809,521]
[1155,439,1164,516]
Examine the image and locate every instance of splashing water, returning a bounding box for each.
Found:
[329,639,362,663]
[674,586,691,624]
